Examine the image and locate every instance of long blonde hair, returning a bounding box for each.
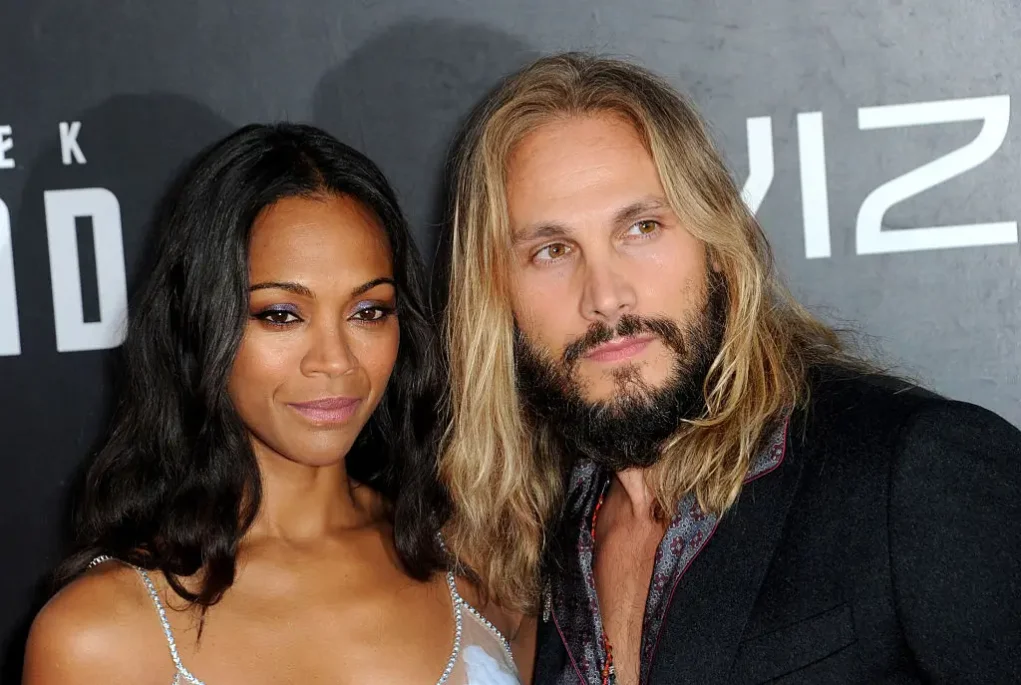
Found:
[440,53,860,611]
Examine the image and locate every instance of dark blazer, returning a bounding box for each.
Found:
[533,368,1021,684]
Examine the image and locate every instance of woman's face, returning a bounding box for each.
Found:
[228,194,399,468]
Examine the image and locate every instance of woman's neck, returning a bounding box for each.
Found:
[246,439,383,542]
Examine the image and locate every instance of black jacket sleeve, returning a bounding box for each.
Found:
[889,399,1021,682]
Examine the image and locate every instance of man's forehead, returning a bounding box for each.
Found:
[505,117,668,228]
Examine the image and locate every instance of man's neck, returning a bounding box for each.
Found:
[611,467,658,523]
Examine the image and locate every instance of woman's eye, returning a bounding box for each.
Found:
[256,310,300,325]
[352,307,393,322]
[627,219,660,236]
[534,242,572,263]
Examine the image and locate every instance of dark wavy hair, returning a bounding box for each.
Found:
[56,123,448,605]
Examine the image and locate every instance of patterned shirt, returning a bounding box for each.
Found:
[544,419,789,685]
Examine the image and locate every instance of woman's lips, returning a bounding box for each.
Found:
[288,397,362,424]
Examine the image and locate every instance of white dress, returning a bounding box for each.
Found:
[88,557,520,685]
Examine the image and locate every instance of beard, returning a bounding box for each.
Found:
[514,275,727,472]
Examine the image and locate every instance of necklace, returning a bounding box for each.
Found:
[591,488,617,685]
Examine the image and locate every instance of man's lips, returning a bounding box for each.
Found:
[583,335,655,363]
[288,397,362,424]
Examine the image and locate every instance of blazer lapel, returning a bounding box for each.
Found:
[647,425,808,684]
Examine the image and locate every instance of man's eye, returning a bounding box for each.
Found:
[534,242,572,262]
[627,220,660,236]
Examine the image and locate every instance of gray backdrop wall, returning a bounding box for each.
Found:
[1,0,1018,678]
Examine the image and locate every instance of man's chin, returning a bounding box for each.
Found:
[575,367,675,404]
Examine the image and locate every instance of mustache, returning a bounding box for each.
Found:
[562,314,686,370]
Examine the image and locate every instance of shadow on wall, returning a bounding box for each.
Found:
[311,19,539,268]
[2,93,233,683]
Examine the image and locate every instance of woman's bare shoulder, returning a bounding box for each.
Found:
[23,561,173,684]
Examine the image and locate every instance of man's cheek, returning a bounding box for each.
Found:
[513,310,545,345]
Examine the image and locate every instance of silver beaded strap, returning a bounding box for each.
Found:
[86,555,114,570]
[134,568,205,685]
[436,571,465,684]
[434,533,516,669]
[457,597,516,666]
[445,572,515,666]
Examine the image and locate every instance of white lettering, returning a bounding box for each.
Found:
[59,121,86,165]
[0,198,19,356]
[741,116,773,215]
[43,188,128,352]
[856,95,1017,254]
[797,112,832,259]
[0,125,14,169]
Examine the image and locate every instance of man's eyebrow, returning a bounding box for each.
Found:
[512,222,573,246]
[512,198,670,246]
[612,197,669,227]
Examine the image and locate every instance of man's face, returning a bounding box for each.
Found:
[505,113,724,467]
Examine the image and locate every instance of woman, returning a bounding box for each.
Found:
[23,123,524,684]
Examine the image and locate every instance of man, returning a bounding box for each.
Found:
[438,53,1021,684]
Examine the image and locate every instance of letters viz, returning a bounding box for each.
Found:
[0,96,1018,357]
[740,94,1017,258]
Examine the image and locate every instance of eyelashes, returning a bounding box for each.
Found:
[253,306,302,326]
[350,305,396,323]
[626,219,661,237]
[251,304,396,328]
[532,242,573,264]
